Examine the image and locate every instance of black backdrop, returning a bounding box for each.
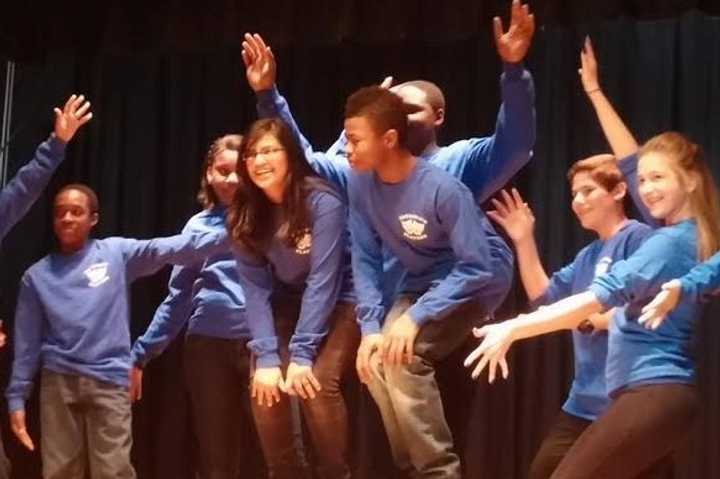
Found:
[0,1,719,478]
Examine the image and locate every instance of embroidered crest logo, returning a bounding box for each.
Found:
[295,229,312,255]
[594,256,612,278]
[399,214,428,241]
[84,262,110,288]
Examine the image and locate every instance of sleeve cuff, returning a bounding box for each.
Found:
[130,348,147,368]
[256,85,281,116]
[248,337,280,368]
[255,352,282,368]
[8,398,25,413]
[406,303,432,327]
[288,332,325,366]
[588,283,614,309]
[290,356,314,367]
[502,62,525,79]
[360,320,381,336]
[47,133,68,153]
[679,276,698,303]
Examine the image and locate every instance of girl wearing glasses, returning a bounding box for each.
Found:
[227,118,357,479]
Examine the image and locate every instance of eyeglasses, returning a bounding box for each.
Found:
[243,147,285,162]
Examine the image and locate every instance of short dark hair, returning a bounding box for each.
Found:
[56,183,100,214]
[344,86,417,149]
[197,134,243,208]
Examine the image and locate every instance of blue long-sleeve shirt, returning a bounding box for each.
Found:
[233,186,352,367]
[6,231,230,412]
[589,220,701,395]
[349,160,505,334]
[131,207,250,367]
[534,220,652,420]
[0,135,66,240]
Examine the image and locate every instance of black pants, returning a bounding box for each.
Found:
[550,383,697,479]
[0,430,10,479]
[183,334,265,479]
[528,411,592,479]
[250,300,360,479]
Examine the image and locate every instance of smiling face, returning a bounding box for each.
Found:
[53,188,98,251]
[637,151,695,224]
[570,171,623,232]
[243,132,289,202]
[206,149,240,206]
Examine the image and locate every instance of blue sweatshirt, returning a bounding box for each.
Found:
[131,207,250,367]
[0,135,66,240]
[589,220,701,395]
[6,231,230,412]
[233,186,352,368]
[534,220,652,420]
[349,160,509,334]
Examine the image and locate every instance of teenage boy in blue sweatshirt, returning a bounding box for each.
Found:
[6,183,231,479]
[0,93,92,479]
[343,86,511,478]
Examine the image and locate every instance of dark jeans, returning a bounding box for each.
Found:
[367,295,486,479]
[550,383,697,479]
[251,300,360,479]
[183,334,265,479]
[40,369,135,479]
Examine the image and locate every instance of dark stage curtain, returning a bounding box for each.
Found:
[0,2,719,478]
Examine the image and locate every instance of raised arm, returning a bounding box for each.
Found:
[0,94,92,239]
[487,189,552,301]
[244,33,351,191]
[579,38,659,227]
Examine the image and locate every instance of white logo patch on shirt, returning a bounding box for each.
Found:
[84,262,110,288]
[399,214,428,241]
[594,256,612,278]
[295,229,312,255]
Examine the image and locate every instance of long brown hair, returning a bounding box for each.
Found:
[639,132,720,260]
[226,118,333,257]
[197,134,243,209]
